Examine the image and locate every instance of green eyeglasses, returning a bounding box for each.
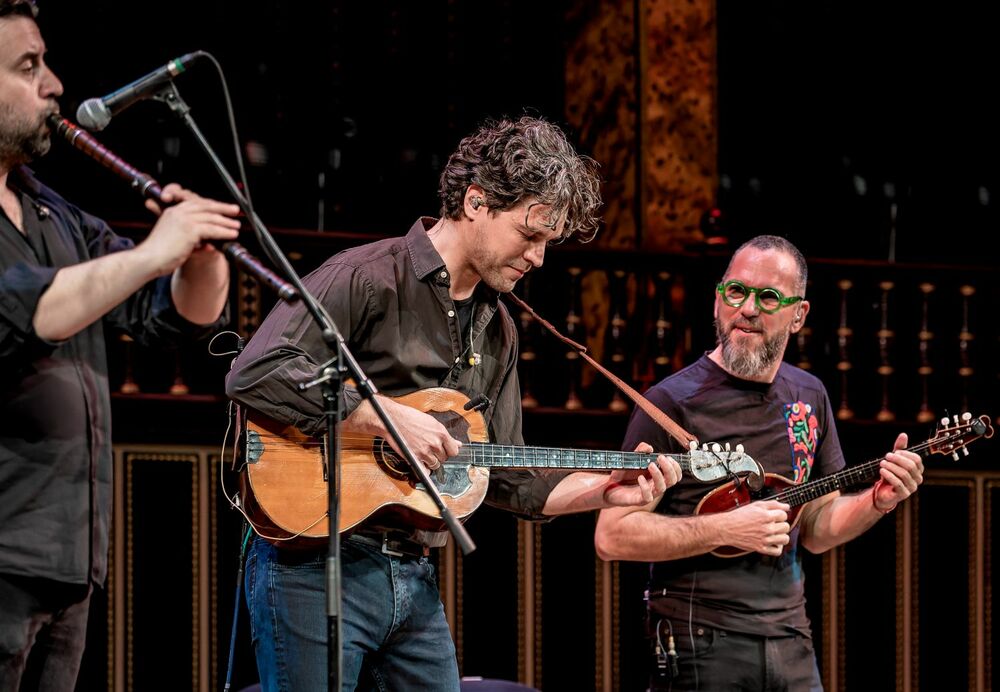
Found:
[716,280,803,314]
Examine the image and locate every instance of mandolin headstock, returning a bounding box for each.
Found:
[927,413,993,460]
[687,440,762,482]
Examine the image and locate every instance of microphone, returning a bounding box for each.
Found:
[48,115,299,303]
[76,52,204,131]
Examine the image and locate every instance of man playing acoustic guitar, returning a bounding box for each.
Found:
[225,116,682,691]
[594,235,925,691]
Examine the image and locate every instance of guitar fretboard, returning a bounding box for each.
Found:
[457,443,696,472]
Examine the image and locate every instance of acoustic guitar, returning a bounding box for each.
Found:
[695,413,993,557]
[238,387,759,542]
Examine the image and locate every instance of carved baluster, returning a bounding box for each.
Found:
[652,271,674,383]
[835,280,853,420]
[875,281,895,422]
[518,275,538,409]
[607,270,628,412]
[118,333,140,394]
[958,284,975,412]
[564,267,583,410]
[916,283,935,423]
[169,348,189,396]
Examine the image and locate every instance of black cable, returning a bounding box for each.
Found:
[200,51,255,214]
[223,524,253,692]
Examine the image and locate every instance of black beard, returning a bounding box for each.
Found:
[714,318,790,379]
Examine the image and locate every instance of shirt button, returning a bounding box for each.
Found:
[440,270,448,279]
[447,310,455,318]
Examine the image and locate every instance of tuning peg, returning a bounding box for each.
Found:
[952,451,960,461]
[724,442,731,451]
[962,447,969,456]
[736,444,745,454]
[688,440,698,451]
[711,443,721,452]
[940,417,950,426]
[962,412,971,421]
[953,415,960,425]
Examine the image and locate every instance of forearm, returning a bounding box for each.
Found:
[33,247,157,341]
[541,472,621,515]
[594,507,731,562]
[170,252,230,325]
[799,489,883,554]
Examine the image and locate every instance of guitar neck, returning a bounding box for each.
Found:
[462,443,694,472]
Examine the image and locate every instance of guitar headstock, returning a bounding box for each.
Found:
[686,440,762,482]
[927,413,994,460]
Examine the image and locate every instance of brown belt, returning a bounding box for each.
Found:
[349,530,431,559]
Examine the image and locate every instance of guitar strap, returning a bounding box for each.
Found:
[505,293,699,449]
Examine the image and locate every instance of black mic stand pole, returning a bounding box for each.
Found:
[154,82,476,691]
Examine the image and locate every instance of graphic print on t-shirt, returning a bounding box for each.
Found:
[783,401,819,482]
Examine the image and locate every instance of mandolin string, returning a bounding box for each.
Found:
[769,431,974,505]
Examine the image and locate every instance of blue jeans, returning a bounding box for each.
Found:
[0,573,92,692]
[246,536,460,692]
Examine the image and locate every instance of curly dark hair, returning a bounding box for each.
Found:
[438,116,602,242]
[0,0,37,19]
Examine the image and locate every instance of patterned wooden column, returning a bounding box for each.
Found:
[565,0,640,250]
[565,0,717,251]
[641,0,718,251]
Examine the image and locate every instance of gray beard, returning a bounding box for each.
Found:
[0,105,51,168]
[715,318,790,380]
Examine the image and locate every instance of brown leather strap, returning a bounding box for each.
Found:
[506,293,699,448]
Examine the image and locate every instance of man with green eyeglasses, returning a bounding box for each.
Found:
[595,235,925,690]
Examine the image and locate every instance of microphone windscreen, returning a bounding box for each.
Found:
[76,99,112,132]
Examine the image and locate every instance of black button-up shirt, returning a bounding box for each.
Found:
[226,219,565,543]
[0,167,225,585]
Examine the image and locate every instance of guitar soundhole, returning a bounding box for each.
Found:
[371,409,473,486]
[375,440,411,481]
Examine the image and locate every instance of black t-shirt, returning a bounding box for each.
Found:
[623,354,846,637]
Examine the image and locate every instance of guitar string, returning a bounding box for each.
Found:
[241,436,732,471]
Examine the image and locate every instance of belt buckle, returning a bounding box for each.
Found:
[380,535,405,558]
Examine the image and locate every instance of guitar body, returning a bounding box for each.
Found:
[694,473,806,558]
[241,388,490,542]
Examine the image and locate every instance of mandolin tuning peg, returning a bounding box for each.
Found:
[961,412,971,421]
[953,415,960,425]
[724,442,731,451]
[702,443,709,451]
[712,443,721,452]
[940,417,950,427]
[689,440,699,451]
[736,444,744,454]
[962,447,969,456]
[952,451,960,461]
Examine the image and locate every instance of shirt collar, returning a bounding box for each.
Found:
[405,216,501,309]
[7,166,43,201]
[406,217,445,280]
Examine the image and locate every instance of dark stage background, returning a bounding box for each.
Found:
[20,1,998,691]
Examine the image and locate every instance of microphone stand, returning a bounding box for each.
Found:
[154,81,476,691]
